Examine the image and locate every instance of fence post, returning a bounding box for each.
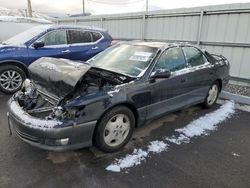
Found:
[101,17,104,28]
[197,9,204,46]
[141,14,146,40]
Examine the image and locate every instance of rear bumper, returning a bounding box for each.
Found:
[222,76,230,90]
[7,98,97,152]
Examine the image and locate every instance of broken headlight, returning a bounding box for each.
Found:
[21,79,36,97]
[49,106,78,120]
[18,79,37,109]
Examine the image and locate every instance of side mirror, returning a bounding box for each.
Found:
[151,70,171,79]
[32,41,45,49]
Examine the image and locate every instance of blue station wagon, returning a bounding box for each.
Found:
[0,25,113,94]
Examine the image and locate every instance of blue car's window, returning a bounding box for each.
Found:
[68,30,92,44]
[154,47,186,72]
[89,44,158,77]
[183,47,208,67]
[92,32,102,42]
[40,30,67,46]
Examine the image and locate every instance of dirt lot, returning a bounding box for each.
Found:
[0,93,250,188]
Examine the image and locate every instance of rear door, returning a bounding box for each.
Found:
[28,29,70,62]
[68,30,102,61]
[182,46,214,103]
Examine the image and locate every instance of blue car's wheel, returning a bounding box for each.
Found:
[0,65,26,94]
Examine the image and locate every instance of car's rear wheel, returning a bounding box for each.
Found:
[203,81,220,108]
[0,65,26,94]
[94,106,135,152]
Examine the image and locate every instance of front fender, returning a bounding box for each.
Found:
[63,89,135,124]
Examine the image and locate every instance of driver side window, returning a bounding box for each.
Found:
[153,47,186,72]
[40,30,67,46]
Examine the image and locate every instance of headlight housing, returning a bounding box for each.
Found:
[22,78,32,89]
[21,79,36,97]
[49,106,78,120]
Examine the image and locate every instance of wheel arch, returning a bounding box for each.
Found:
[98,102,139,127]
[215,78,222,92]
[92,102,139,143]
[0,60,29,77]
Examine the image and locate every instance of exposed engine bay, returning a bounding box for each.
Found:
[16,59,134,121]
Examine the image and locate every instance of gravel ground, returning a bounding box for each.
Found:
[224,83,250,97]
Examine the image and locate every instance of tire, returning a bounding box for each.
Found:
[203,81,220,108]
[94,106,135,153]
[0,65,26,94]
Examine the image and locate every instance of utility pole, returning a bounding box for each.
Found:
[27,0,32,17]
[82,0,85,14]
[146,0,148,14]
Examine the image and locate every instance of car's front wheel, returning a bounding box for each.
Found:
[0,65,26,94]
[94,106,135,152]
[203,81,220,108]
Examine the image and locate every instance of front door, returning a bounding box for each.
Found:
[28,29,70,63]
[146,47,191,119]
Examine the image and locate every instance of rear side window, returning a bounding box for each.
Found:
[68,30,92,44]
[92,32,102,42]
[183,47,208,67]
[40,30,67,46]
[154,47,186,72]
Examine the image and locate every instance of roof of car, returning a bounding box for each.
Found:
[121,41,195,49]
[44,24,107,32]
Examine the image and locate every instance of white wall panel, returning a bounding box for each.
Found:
[57,3,250,80]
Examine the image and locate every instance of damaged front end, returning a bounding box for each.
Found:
[16,57,134,121]
[7,57,135,151]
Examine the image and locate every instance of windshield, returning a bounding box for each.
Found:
[3,25,52,45]
[89,43,158,77]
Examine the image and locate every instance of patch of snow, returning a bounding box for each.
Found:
[175,100,235,138]
[106,140,168,172]
[4,25,51,45]
[9,100,62,130]
[148,140,168,153]
[165,134,190,145]
[107,89,120,97]
[63,59,84,69]
[232,152,240,157]
[40,62,62,73]
[0,16,52,24]
[108,80,137,97]
[106,149,148,172]
[0,6,53,22]
[114,81,135,89]
[106,100,235,172]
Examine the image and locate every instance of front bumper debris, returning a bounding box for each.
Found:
[7,98,97,151]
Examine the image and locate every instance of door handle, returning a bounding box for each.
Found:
[92,46,99,50]
[62,50,71,54]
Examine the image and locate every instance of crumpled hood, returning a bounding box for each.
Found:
[28,57,91,98]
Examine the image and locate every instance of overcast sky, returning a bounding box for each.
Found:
[0,0,250,15]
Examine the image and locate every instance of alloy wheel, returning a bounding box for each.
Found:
[0,70,23,92]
